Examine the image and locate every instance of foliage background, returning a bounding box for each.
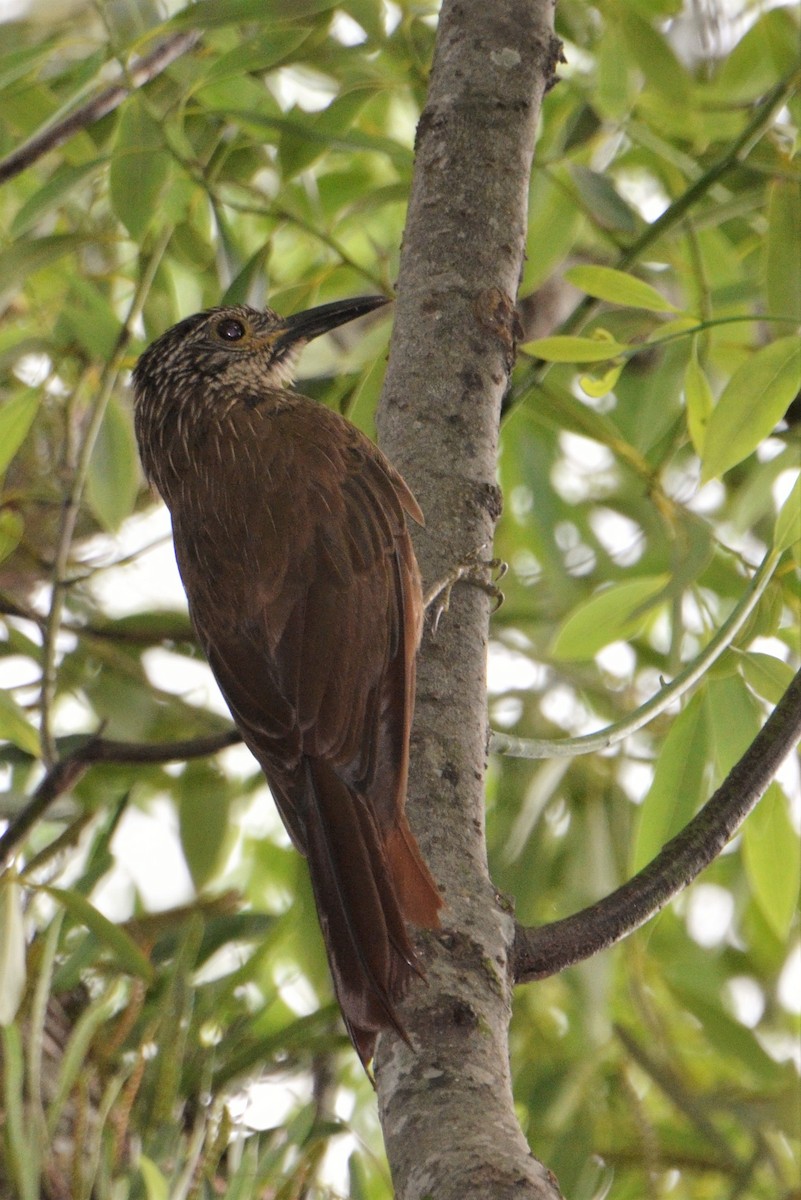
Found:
[0,1,798,1198]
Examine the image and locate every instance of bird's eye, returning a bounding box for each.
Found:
[215,318,247,342]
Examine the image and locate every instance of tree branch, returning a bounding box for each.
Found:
[0,30,201,188]
[507,69,800,411]
[375,3,563,1198]
[513,666,801,983]
[39,228,173,764]
[0,730,240,869]
[490,548,777,759]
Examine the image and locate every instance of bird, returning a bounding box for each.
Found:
[132,294,442,1067]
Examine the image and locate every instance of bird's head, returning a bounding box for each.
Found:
[133,294,390,402]
[132,294,389,492]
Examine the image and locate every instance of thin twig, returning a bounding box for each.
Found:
[491,548,777,760]
[0,729,241,869]
[39,227,173,763]
[0,31,201,187]
[507,70,799,409]
[0,755,89,869]
[513,666,801,982]
[614,1025,739,1170]
[0,596,194,645]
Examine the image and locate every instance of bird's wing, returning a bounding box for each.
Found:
[177,399,423,848]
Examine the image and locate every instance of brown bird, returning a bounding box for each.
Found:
[132,295,442,1066]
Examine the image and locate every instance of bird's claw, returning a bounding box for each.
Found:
[424,546,507,635]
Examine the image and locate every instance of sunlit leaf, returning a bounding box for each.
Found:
[10,160,101,238]
[139,1156,170,1200]
[683,352,713,456]
[56,276,122,360]
[86,395,140,531]
[178,762,233,890]
[109,100,171,239]
[632,692,710,871]
[0,874,26,1025]
[0,689,41,756]
[566,265,678,313]
[705,674,762,778]
[40,886,153,981]
[570,165,639,234]
[0,1025,36,1199]
[280,87,378,177]
[739,651,796,706]
[172,0,337,25]
[551,574,669,660]
[525,333,629,363]
[579,362,623,398]
[774,472,801,553]
[715,7,801,100]
[743,783,800,940]
[0,390,38,476]
[701,338,801,482]
[0,234,88,296]
[619,9,692,103]
[0,510,24,565]
[765,180,801,322]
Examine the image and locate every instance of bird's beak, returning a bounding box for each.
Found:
[271,295,390,350]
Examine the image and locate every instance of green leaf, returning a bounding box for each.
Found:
[526,380,639,456]
[0,390,38,476]
[40,885,153,981]
[524,333,629,363]
[10,160,101,238]
[86,395,140,531]
[743,783,800,940]
[565,265,678,313]
[716,7,801,101]
[683,353,713,456]
[521,169,583,292]
[0,510,24,565]
[774,472,801,553]
[56,276,122,360]
[198,29,311,84]
[171,0,334,25]
[280,87,377,178]
[648,315,701,342]
[0,234,88,299]
[0,689,41,756]
[579,362,623,398]
[348,1151,372,1200]
[139,1156,170,1200]
[218,108,413,169]
[619,10,692,104]
[551,574,669,660]
[178,762,232,890]
[765,180,801,322]
[0,1024,39,1200]
[109,100,171,239]
[632,693,710,871]
[701,337,801,482]
[570,166,639,234]
[0,874,26,1025]
[705,674,762,777]
[739,651,795,706]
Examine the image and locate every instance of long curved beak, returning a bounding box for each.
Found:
[272,295,390,350]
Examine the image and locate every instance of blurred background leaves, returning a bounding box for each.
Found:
[0,1,798,1197]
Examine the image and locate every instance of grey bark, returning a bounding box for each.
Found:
[375,3,563,1198]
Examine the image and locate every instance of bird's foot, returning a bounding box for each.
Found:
[424,545,507,635]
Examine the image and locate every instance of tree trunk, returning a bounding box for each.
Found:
[375,2,564,1197]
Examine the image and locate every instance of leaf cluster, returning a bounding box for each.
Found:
[0,1,798,1198]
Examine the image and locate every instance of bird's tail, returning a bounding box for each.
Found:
[303,757,441,1066]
